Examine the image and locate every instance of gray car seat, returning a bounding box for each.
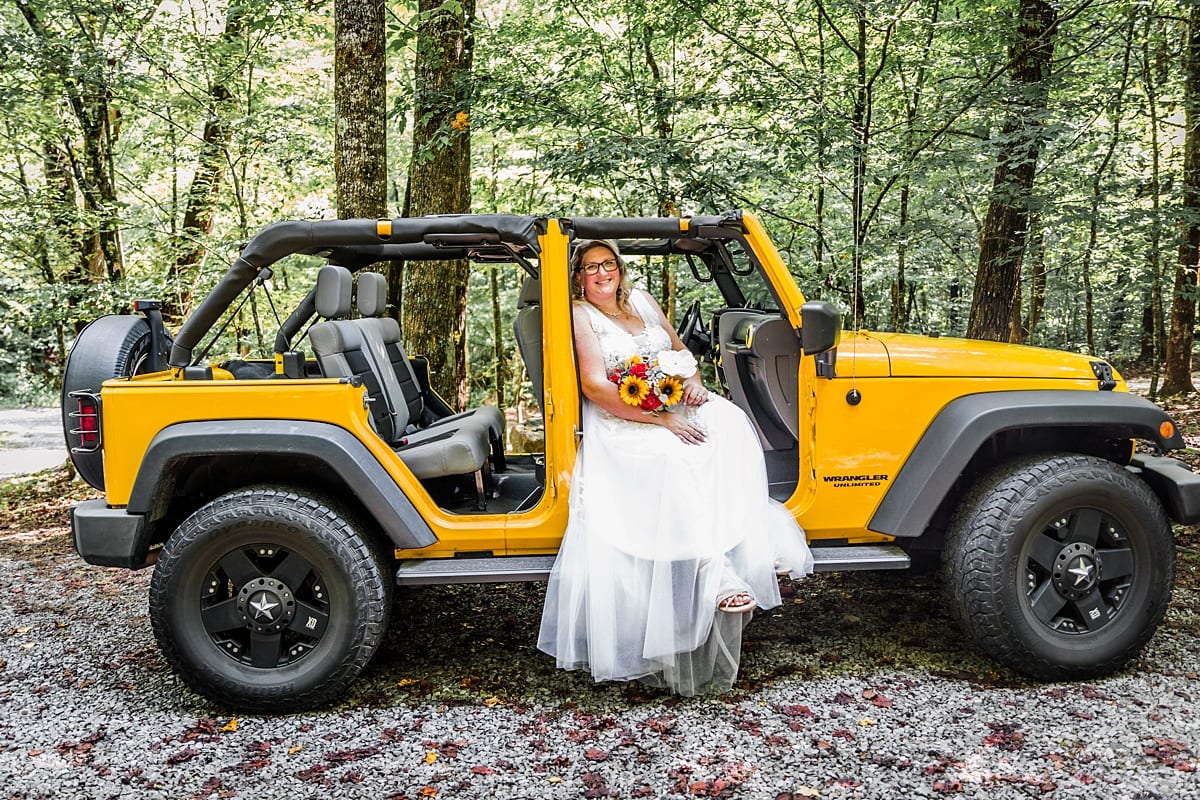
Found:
[355,272,505,468]
[309,266,491,505]
[512,275,543,413]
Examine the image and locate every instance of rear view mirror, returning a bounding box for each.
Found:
[800,301,841,355]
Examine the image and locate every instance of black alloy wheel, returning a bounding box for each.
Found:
[944,453,1174,681]
[198,542,331,669]
[150,486,391,712]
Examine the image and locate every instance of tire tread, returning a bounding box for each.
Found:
[149,485,391,712]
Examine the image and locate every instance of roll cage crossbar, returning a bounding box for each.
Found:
[169,211,747,368]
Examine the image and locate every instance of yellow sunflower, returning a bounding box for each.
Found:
[657,375,683,406]
[618,374,650,406]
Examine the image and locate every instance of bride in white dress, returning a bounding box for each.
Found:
[537,239,813,696]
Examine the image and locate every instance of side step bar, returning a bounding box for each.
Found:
[395,544,910,587]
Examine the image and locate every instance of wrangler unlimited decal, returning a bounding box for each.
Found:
[823,473,890,488]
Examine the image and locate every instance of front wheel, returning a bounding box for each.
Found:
[944,454,1175,680]
[149,487,392,712]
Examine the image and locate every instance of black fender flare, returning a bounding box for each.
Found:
[868,390,1184,538]
[128,420,437,550]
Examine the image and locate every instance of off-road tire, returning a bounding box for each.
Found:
[944,453,1174,681]
[60,315,153,489]
[149,486,392,712]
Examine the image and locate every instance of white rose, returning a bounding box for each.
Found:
[656,349,697,378]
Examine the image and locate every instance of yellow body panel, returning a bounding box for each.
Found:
[96,210,1126,560]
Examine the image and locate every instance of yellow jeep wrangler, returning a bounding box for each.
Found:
[62,210,1199,711]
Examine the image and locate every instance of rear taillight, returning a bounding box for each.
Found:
[68,391,102,452]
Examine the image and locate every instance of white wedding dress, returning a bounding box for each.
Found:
[537,289,813,695]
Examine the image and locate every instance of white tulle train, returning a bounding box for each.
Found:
[538,382,813,695]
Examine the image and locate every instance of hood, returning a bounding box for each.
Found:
[859,332,1121,384]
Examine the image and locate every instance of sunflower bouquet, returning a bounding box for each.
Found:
[608,349,699,412]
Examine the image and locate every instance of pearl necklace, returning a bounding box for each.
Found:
[593,302,624,318]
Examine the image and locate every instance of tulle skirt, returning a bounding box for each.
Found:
[537,394,813,696]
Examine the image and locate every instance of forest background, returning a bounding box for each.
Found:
[2,0,1200,412]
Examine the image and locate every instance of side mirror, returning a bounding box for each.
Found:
[800,301,841,355]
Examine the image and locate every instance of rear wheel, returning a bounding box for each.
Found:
[944,454,1174,680]
[149,486,391,712]
[61,315,153,489]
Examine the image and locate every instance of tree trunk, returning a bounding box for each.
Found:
[642,23,677,321]
[849,8,869,324]
[72,90,123,278]
[335,0,388,220]
[15,1,123,279]
[1162,1,1200,396]
[1021,214,1046,341]
[402,0,475,410]
[967,0,1057,342]
[891,0,939,332]
[167,8,248,322]
[812,7,828,286]
[487,145,506,409]
[43,138,103,283]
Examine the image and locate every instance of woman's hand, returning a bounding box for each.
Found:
[656,409,706,444]
[680,374,708,406]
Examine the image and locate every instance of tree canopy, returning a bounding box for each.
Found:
[0,0,1196,405]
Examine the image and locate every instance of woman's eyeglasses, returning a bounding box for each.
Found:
[579,259,619,275]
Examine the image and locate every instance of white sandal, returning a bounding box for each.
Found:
[717,590,756,614]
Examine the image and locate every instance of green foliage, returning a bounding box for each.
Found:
[0,0,1192,406]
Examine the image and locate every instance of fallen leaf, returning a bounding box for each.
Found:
[483,696,503,707]
[471,765,494,775]
[166,747,200,764]
[418,787,438,797]
[547,776,563,783]
[288,746,302,755]
[220,719,238,733]
[397,678,418,687]
[778,705,814,718]
[584,747,610,762]
[424,751,437,765]
[858,718,876,727]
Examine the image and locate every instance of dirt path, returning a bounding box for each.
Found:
[0,407,66,479]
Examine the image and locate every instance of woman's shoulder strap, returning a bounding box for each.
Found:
[628,288,657,322]
[573,299,605,331]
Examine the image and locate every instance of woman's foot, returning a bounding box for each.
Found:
[717,591,756,614]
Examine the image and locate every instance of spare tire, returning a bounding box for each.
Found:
[61,315,153,490]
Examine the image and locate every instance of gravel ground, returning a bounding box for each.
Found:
[0,470,1197,800]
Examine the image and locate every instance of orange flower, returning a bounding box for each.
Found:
[451,111,469,131]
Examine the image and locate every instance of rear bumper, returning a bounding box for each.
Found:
[1130,454,1200,525]
[71,499,153,569]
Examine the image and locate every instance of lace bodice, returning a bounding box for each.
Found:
[580,290,673,369]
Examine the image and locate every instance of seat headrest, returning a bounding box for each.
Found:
[356,272,388,318]
[517,275,541,308]
[315,265,353,319]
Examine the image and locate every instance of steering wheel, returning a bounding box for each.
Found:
[676,300,708,356]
